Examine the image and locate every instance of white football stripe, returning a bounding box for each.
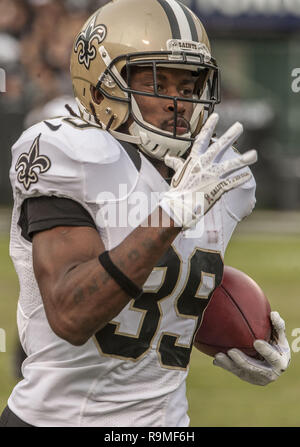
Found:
[164,0,193,41]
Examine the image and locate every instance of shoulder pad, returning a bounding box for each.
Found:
[10,118,140,204]
[15,117,121,163]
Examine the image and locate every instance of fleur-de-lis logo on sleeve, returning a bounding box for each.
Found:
[74,15,107,69]
[15,134,51,190]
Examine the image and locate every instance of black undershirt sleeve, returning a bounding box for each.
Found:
[18,196,97,242]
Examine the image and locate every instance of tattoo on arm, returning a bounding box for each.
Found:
[141,238,157,251]
[73,270,110,304]
[99,270,110,285]
[87,278,99,296]
[72,225,177,305]
[74,287,85,304]
[127,249,140,262]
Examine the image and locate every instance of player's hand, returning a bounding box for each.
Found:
[213,311,291,386]
[159,113,257,229]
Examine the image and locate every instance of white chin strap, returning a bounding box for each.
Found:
[128,96,203,161]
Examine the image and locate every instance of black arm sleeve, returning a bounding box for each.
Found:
[18,196,97,242]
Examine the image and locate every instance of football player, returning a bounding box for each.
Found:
[1,0,290,427]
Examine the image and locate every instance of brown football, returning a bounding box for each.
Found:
[194,266,272,358]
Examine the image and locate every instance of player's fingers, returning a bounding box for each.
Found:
[164,153,184,172]
[213,352,239,373]
[270,311,285,336]
[226,348,261,372]
[270,311,291,357]
[253,340,287,373]
[191,113,219,157]
[202,122,244,165]
[218,150,257,177]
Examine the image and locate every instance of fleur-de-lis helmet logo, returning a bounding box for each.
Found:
[74,15,107,69]
[15,134,51,191]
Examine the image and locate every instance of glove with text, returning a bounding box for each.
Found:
[159,113,257,230]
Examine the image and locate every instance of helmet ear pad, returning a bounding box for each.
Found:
[90,86,103,105]
[73,74,130,131]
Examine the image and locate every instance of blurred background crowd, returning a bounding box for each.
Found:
[0,0,109,204]
[0,0,300,208]
[0,0,113,114]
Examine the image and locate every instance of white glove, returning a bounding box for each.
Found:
[159,113,257,229]
[213,311,291,386]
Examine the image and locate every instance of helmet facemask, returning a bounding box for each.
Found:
[94,48,220,160]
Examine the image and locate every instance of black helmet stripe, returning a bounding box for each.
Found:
[156,0,195,41]
[156,0,181,39]
[178,2,199,42]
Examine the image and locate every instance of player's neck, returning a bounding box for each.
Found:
[144,153,169,178]
[117,123,169,178]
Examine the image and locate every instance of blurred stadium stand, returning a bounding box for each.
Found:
[0,0,300,209]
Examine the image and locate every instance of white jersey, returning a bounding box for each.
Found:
[8,116,256,427]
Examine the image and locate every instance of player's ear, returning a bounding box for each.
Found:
[90,86,104,105]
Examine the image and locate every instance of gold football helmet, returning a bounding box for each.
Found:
[70,0,220,160]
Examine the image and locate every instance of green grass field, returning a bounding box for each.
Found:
[188,233,300,427]
[0,235,20,411]
[0,228,299,426]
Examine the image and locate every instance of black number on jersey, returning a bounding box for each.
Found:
[158,249,223,369]
[94,247,223,370]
